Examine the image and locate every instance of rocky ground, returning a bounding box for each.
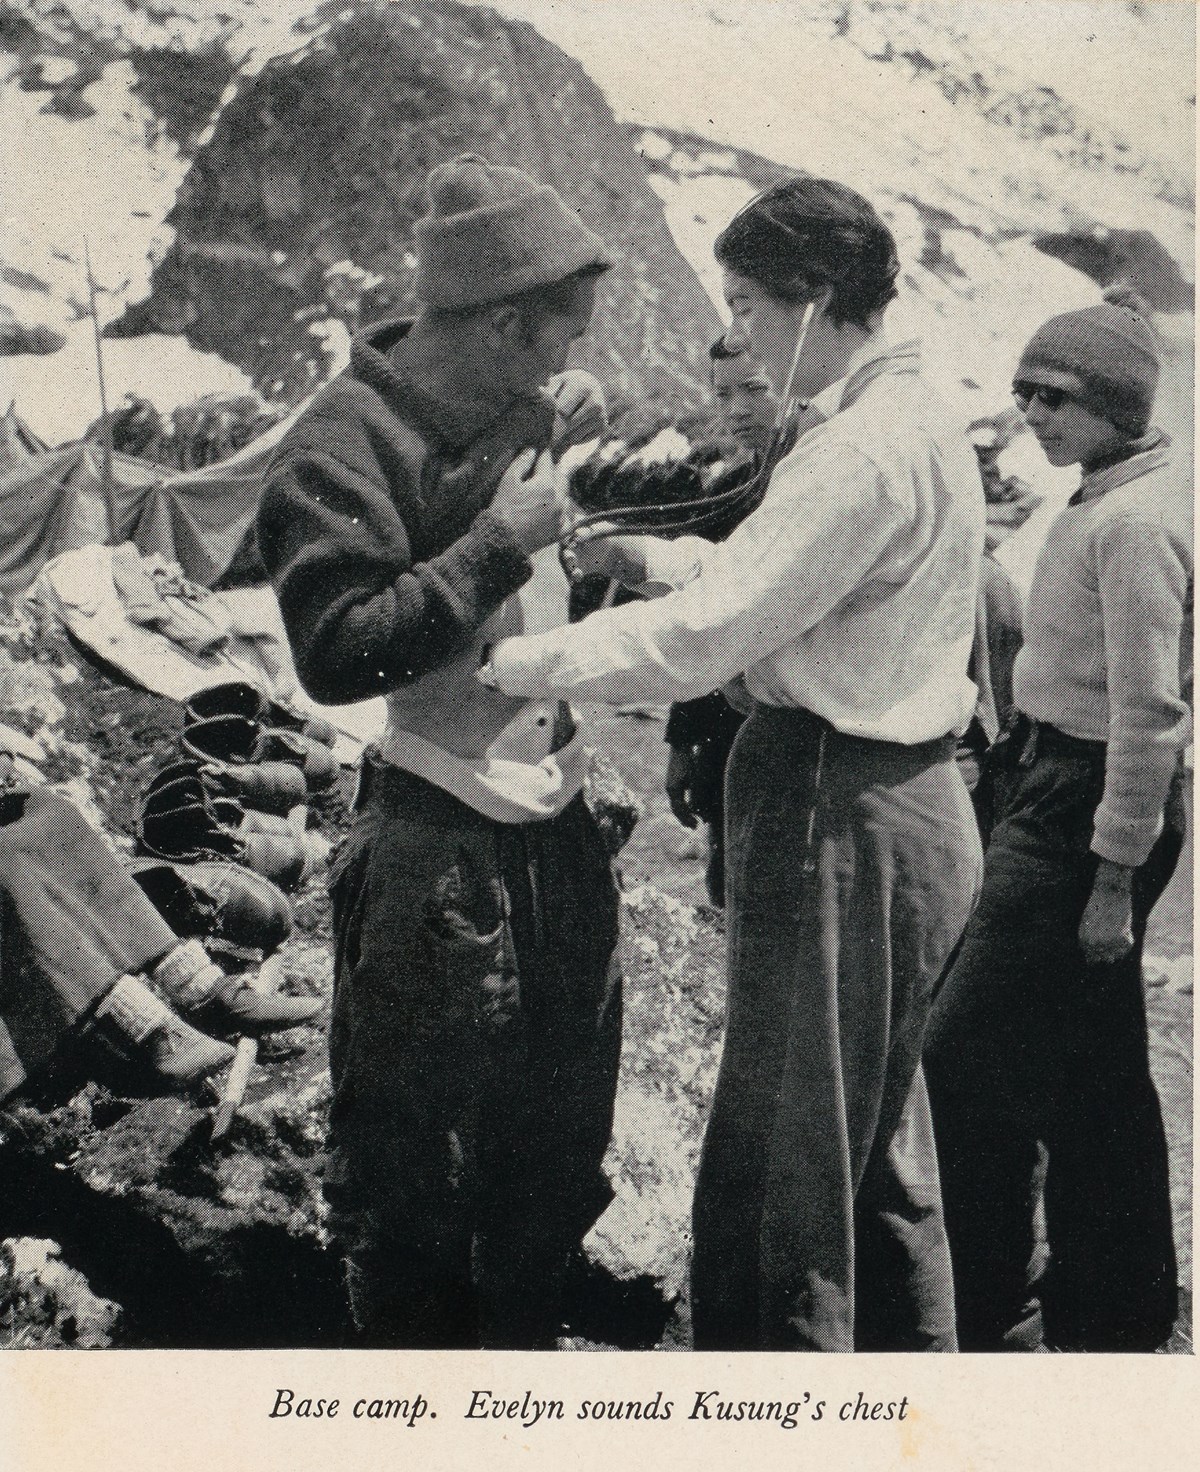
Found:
[0,0,1193,1355]
[0,600,1191,1352]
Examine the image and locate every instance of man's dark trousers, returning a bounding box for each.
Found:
[324,756,622,1349]
[925,720,1182,1352]
[691,706,981,1351]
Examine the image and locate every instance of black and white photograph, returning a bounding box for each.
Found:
[0,0,1195,1464]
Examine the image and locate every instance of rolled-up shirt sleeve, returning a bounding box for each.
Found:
[488,442,906,706]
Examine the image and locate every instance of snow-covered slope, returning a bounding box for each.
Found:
[2,0,1194,570]
[479,0,1195,590]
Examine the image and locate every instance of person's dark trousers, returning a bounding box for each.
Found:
[925,719,1183,1352]
[1,786,180,1102]
[956,717,997,844]
[691,721,743,907]
[323,755,622,1350]
[691,706,981,1351]
[665,694,745,907]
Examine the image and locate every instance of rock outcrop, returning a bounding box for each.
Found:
[111,0,723,420]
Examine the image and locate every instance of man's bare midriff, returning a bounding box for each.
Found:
[383,556,569,763]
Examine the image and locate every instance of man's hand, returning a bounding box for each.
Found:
[559,519,651,586]
[489,448,567,555]
[544,370,607,454]
[666,746,700,829]
[1079,860,1135,968]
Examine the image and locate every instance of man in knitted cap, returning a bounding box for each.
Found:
[257,155,620,1348]
[1008,289,1160,449]
[925,289,1190,1352]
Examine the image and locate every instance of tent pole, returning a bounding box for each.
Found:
[84,239,119,546]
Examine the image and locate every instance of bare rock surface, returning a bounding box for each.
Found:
[109,0,722,420]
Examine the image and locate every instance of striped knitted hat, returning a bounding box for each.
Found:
[413,154,613,311]
[1015,288,1159,435]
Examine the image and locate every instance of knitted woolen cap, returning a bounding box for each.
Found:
[413,153,614,311]
[1015,290,1159,435]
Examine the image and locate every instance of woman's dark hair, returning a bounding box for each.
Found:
[715,177,900,328]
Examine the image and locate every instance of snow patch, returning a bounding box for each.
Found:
[5,325,253,445]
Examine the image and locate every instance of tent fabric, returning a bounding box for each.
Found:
[0,414,291,597]
[0,406,49,469]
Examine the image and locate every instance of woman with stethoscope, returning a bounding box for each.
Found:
[481,175,987,1351]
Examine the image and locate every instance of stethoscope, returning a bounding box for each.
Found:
[559,297,823,572]
[556,293,832,876]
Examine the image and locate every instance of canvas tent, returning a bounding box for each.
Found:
[0,405,294,597]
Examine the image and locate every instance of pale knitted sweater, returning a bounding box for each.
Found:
[1012,435,1192,867]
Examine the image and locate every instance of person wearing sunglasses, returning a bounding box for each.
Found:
[925,288,1191,1352]
[480,176,986,1352]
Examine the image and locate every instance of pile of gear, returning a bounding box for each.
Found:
[89,392,284,474]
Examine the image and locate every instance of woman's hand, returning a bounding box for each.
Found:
[1079,860,1135,968]
[558,519,651,587]
[477,635,550,698]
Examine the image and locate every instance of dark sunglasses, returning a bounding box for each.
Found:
[1012,380,1074,411]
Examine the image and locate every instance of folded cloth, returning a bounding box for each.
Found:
[110,543,231,657]
[0,786,178,1101]
[35,545,260,706]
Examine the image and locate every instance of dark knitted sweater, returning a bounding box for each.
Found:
[257,318,554,708]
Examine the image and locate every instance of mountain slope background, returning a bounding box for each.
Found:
[2,0,1193,593]
[0,0,1193,1352]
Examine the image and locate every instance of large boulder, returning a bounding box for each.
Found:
[111,0,723,422]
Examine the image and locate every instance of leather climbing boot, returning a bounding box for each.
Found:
[257,726,338,791]
[154,940,322,1038]
[181,715,338,793]
[128,857,293,958]
[145,774,296,840]
[185,681,265,724]
[149,756,307,818]
[91,974,235,1089]
[138,793,308,892]
[185,682,338,750]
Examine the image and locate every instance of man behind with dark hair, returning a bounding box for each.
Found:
[257,155,622,1350]
[663,338,776,904]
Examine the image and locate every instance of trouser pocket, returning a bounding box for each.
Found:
[420,839,520,1039]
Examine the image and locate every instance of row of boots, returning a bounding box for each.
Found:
[130,682,343,965]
